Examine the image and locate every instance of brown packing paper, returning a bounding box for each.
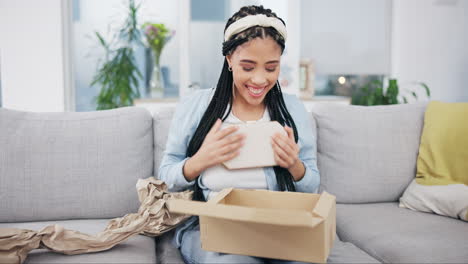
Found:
[0,177,193,264]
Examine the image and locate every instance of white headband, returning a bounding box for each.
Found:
[224,14,287,42]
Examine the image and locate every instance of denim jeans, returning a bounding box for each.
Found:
[179,223,313,264]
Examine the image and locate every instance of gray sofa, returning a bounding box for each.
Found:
[1,102,467,263]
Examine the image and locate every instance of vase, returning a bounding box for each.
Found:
[149,52,164,98]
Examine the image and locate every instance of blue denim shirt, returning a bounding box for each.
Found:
[158,88,320,247]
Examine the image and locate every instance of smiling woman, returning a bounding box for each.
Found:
[157,5,320,264]
[227,37,281,120]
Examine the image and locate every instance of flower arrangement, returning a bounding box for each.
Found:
[142,23,174,65]
[142,23,174,97]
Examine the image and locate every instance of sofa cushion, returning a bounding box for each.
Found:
[400,101,468,221]
[311,103,427,203]
[336,203,468,263]
[414,101,468,186]
[0,219,156,263]
[0,107,153,222]
[152,107,175,177]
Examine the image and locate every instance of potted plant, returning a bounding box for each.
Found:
[91,0,142,110]
[351,79,431,106]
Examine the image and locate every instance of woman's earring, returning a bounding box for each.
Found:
[228,66,233,72]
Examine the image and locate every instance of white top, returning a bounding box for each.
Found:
[201,108,270,200]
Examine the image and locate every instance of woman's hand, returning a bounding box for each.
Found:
[271,126,305,181]
[183,119,245,181]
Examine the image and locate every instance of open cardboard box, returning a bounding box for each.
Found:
[167,188,336,263]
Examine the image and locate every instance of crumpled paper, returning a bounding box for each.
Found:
[0,177,193,264]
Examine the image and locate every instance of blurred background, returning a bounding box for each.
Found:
[0,0,467,112]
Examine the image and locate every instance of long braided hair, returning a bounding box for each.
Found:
[187,5,298,201]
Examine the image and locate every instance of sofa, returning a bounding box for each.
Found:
[0,101,467,263]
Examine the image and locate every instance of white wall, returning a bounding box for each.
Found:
[0,0,65,111]
[391,0,468,102]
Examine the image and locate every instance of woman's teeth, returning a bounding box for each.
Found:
[247,86,265,95]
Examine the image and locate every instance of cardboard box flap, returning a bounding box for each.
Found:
[312,191,336,218]
[167,199,323,228]
[207,188,233,204]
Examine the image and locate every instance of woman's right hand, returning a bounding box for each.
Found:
[183,119,245,181]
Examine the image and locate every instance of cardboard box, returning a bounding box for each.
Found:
[167,188,336,263]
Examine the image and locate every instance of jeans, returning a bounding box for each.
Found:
[179,223,313,264]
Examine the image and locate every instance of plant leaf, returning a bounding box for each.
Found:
[419,82,431,97]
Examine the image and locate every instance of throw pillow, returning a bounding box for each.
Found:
[400,101,468,221]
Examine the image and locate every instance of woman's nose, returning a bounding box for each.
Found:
[251,74,267,86]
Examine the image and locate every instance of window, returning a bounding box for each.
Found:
[300,0,391,97]
[71,0,180,111]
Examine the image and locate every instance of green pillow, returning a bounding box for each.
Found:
[400,101,468,221]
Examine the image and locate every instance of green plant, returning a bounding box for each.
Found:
[91,0,142,110]
[351,79,430,106]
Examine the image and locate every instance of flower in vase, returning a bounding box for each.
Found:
[142,22,174,97]
[142,22,174,64]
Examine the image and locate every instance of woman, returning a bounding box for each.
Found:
[159,5,320,264]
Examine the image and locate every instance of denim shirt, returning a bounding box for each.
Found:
[158,88,320,247]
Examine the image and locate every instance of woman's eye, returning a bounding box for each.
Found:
[266,68,276,72]
[243,68,254,72]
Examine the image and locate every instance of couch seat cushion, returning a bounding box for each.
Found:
[336,203,468,263]
[0,219,156,263]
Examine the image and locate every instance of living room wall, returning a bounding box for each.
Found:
[0,0,66,112]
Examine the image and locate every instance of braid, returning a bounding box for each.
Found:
[186,60,233,201]
[187,5,297,201]
[266,84,298,192]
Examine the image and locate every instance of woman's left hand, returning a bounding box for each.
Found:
[271,126,300,169]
